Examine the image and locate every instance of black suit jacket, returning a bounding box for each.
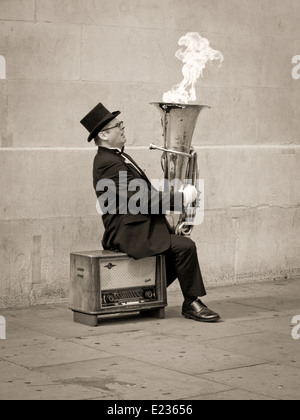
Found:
[93,146,181,259]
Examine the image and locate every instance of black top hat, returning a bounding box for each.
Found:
[80,103,121,142]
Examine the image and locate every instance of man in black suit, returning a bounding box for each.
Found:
[81,103,220,322]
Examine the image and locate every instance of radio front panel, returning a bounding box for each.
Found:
[69,250,167,319]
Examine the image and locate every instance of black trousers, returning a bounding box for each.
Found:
[164,234,206,299]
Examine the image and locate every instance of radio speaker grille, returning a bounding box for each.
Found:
[100,256,156,291]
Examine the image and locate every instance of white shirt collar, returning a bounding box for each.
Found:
[102,145,123,153]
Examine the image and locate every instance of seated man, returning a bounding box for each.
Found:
[80,102,220,322]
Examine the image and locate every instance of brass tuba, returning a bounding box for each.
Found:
[150,102,210,236]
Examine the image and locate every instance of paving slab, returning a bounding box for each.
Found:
[186,388,278,400]
[235,314,298,338]
[199,362,300,400]
[147,298,283,323]
[36,356,232,400]
[141,315,260,342]
[1,337,113,368]
[0,360,105,401]
[0,322,55,344]
[246,278,300,294]
[202,331,300,368]
[202,299,283,322]
[70,330,267,375]
[220,294,300,314]
[206,277,300,302]
[3,306,149,339]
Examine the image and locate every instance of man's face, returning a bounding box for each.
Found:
[100,118,126,149]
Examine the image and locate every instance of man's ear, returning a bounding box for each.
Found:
[98,131,108,142]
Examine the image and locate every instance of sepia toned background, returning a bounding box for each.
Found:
[0,0,299,307]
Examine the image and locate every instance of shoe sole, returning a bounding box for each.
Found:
[182,313,221,323]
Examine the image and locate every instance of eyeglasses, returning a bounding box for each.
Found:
[101,121,124,132]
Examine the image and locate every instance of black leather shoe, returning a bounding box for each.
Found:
[182,299,220,322]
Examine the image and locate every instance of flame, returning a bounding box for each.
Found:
[163,32,224,104]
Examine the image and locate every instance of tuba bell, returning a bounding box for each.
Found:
[150,102,210,236]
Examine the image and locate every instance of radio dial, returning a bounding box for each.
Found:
[144,290,153,299]
[106,294,115,303]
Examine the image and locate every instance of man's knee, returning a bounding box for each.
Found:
[169,234,197,256]
[183,237,197,253]
[173,235,197,253]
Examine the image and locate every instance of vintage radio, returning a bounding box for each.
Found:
[69,250,167,326]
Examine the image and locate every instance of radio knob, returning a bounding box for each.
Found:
[144,290,153,299]
[106,294,115,303]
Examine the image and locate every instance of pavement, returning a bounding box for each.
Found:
[0,277,299,401]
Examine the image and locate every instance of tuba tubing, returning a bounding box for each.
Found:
[150,102,209,236]
[149,143,192,158]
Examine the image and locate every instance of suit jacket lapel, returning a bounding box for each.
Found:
[121,151,150,183]
[98,146,151,185]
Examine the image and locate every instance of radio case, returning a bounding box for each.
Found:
[69,250,167,326]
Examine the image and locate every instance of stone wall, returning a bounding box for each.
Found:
[0,0,299,307]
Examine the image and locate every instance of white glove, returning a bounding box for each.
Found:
[180,184,197,206]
